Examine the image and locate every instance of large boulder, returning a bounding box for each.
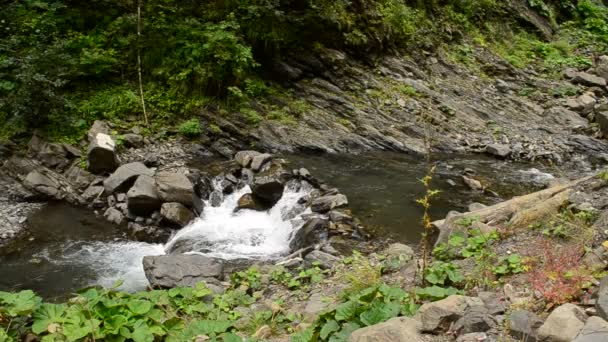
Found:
[155,171,194,207]
[160,202,195,227]
[87,120,111,142]
[250,176,284,206]
[121,133,144,148]
[250,153,272,172]
[234,150,261,168]
[566,93,596,114]
[235,193,268,212]
[572,316,608,342]
[573,71,607,87]
[38,143,71,170]
[349,316,423,342]
[104,207,125,226]
[304,250,340,269]
[311,194,348,213]
[289,218,328,250]
[87,132,119,174]
[508,310,543,342]
[596,275,608,320]
[485,144,511,158]
[103,162,154,194]
[415,295,484,333]
[64,162,95,190]
[596,112,608,138]
[127,175,161,216]
[23,170,62,199]
[537,303,587,342]
[597,55,608,80]
[143,254,224,288]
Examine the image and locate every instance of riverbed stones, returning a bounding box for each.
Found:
[597,55,608,80]
[289,218,328,250]
[573,71,607,88]
[566,93,596,114]
[349,316,423,342]
[304,250,339,269]
[155,171,194,207]
[251,176,284,206]
[143,254,224,288]
[485,143,511,158]
[462,176,482,191]
[384,243,415,261]
[23,170,62,199]
[572,316,608,342]
[161,202,195,227]
[87,132,119,174]
[508,309,543,342]
[64,163,95,190]
[104,162,153,194]
[234,150,260,168]
[250,153,272,172]
[121,133,144,148]
[415,295,484,333]
[235,193,267,212]
[596,276,608,320]
[104,207,125,225]
[126,223,170,243]
[311,194,348,213]
[596,112,608,138]
[127,175,161,216]
[537,303,587,342]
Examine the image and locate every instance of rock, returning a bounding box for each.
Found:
[468,202,487,212]
[596,112,608,137]
[161,202,195,228]
[87,120,111,142]
[566,93,596,114]
[508,310,543,342]
[211,140,234,159]
[23,170,62,199]
[209,191,222,207]
[415,295,484,333]
[572,316,608,342]
[453,305,496,334]
[329,210,353,223]
[250,153,272,172]
[311,194,348,213]
[250,176,284,206]
[462,176,482,191]
[38,143,70,170]
[573,72,607,87]
[104,207,125,225]
[126,223,170,243]
[485,143,511,158]
[87,132,119,174]
[155,171,194,207]
[127,175,161,216]
[82,185,104,202]
[596,275,608,320]
[121,133,144,148]
[104,162,153,194]
[477,291,506,315]
[456,332,488,342]
[64,163,95,190]
[143,153,159,167]
[349,316,423,342]
[234,150,261,168]
[289,218,329,250]
[304,250,339,269]
[303,292,331,322]
[597,55,608,80]
[235,193,267,211]
[384,243,415,262]
[537,303,587,342]
[143,254,224,288]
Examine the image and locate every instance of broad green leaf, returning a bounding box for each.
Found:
[334,300,358,321]
[222,332,243,342]
[359,302,399,326]
[32,303,67,334]
[320,320,340,340]
[291,325,316,342]
[0,290,42,316]
[127,299,153,315]
[328,322,361,342]
[378,284,407,301]
[132,320,155,342]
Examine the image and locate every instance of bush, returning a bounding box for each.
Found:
[178,119,202,138]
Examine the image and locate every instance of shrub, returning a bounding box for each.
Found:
[178,119,202,138]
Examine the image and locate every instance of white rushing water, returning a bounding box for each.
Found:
[38,180,312,292]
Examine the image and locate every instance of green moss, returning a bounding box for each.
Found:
[178,119,202,138]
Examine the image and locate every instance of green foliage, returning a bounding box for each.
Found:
[296,284,418,341]
[415,286,462,301]
[493,254,525,276]
[0,282,248,342]
[424,261,465,286]
[269,264,327,290]
[178,119,202,138]
[339,251,383,296]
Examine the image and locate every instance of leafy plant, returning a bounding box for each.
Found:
[178,118,202,138]
[424,261,464,286]
[493,254,525,276]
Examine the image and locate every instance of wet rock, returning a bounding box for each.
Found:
[566,93,596,114]
[234,150,261,168]
[251,176,284,206]
[573,72,607,88]
[104,207,125,225]
[241,168,255,185]
[143,254,224,288]
[350,317,423,342]
[596,275,608,320]
[304,250,339,269]
[311,194,348,213]
[462,176,482,191]
[23,170,62,199]
[87,132,119,174]
[161,202,195,228]
[155,171,194,207]
[127,175,161,216]
[415,295,484,333]
[453,305,496,334]
[329,210,353,224]
[104,162,153,194]
[537,303,587,342]
[121,133,144,148]
[508,309,543,342]
[209,191,223,207]
[251,153,272,172]
[211,140,235,159]
[235,193,267,212]
[485,143,511,158]
[289,218,328,250]
[126,223,170,243]
[81,185,104,202]
[468,202,487,212]
[572,316,608,342]
[64,163,95,190]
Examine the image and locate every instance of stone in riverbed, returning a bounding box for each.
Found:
[127,175,161,216]
[304,250,339,269]
[104,207,125,226]
[596,112,608,138]
[143,254,224,288]
[572,316,608,342]
[250,153,272,172]
[289,218,328,250]
[235,193,267,212]
[104,162,153,194]
[310,194,348,213]
[234,150,261,168]
[155,171,194,207]
[121,133,144,148]
[161,202,195,228]
[508,309,543,342]
[250,176,284,206]
[87,132,119,174]
[485,143,511,158]
[537,303,587,342]
[23,170,62,199]
[573,72,607,87]
[349,316,423,342]
[595,275,608,320]
[415,295,484,333]
[566,93,596,114]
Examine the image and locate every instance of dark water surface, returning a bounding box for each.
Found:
[0,152,553,298]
